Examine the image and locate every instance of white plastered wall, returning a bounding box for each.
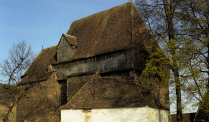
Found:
[61,106,169,122]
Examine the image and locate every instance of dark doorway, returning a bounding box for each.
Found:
[58,80,67,106]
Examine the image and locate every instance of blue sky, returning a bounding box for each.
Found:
[0,0,134,58]
[0,0,198,114]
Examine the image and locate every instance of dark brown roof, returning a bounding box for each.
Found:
[18,1,153,85]
[60,76,169,110]
[63,33,77,46]
[17,46,57,86]
[59,1,152,62]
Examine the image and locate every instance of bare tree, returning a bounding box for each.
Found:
[0,40,35,122]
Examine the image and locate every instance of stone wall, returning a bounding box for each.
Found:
[16,72,61,122]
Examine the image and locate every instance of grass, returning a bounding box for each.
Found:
[0,112,16,122]
[0,103,16,122]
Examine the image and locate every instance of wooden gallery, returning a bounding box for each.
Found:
[17,1,170,122]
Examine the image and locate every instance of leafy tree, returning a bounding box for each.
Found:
[135,0,209,121]
[134,0,188,121]
[176,0,209,120]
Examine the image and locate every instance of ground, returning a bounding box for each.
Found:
[0,104,16,122]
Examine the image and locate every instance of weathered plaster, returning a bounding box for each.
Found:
[61,107,169,122]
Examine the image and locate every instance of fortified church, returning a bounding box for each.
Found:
[17,1,169,122]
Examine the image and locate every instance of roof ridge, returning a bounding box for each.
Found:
[72,2,132,23]
[62,33,77,46]
[63,33,76,38]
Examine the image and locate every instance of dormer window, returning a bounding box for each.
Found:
[57,33,77,62]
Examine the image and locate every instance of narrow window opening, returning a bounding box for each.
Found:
[58,80,67,106]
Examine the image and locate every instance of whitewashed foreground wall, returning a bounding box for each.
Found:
[61,106,169,122]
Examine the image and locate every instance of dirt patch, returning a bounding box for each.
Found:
[0,104,16,122]
[0,104,16,113]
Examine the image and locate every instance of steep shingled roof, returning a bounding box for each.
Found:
[60,76,169,110]
[18,1,153,85]
[58,1,152,63]
[17,46,57,86]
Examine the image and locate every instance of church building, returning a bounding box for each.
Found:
[17,1,170,122]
